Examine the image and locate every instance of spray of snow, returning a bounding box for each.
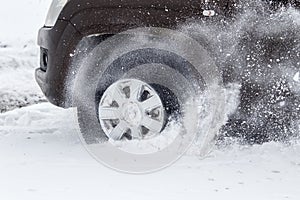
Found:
[109,119,181,154]
[66,2,300,153]
[180,2,300,143]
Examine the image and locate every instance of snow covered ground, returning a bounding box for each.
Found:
[0,43,46,112]
[0,0,300,199]
[1,103,300,200]
[0,0,51,112]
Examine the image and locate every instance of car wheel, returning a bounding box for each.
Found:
[71,28,224,171]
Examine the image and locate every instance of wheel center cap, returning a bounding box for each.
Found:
[122,102,142,126]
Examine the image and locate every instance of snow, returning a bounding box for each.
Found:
[0,0,300,199]
[0,43,45,112]
[0,0,51,112]
[294,72,300,82]
[1,103,300,200]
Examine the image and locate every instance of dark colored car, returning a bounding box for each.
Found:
[36,0,300,144]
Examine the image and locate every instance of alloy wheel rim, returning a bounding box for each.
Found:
[98,79,165,140]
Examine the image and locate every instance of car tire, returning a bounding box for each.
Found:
[72,27,223,146]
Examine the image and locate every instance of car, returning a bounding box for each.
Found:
[36,0,300,145]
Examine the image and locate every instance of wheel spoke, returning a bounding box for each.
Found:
[130,126,142,139]
[109,121,128,140]
[99,107,120,120]
[111,86,126,106]
[140,95,162,111]
[141,116,163,133]
[130,82,143,101]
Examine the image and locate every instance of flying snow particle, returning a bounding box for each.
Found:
[203,10,216,17]
[293,72,300,82]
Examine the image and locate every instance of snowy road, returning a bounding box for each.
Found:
[0,103,300,200]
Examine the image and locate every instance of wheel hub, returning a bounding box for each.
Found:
[98,79,165,140]
[122,102,142,127]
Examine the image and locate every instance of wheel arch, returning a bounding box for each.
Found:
[38,0,232,108]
